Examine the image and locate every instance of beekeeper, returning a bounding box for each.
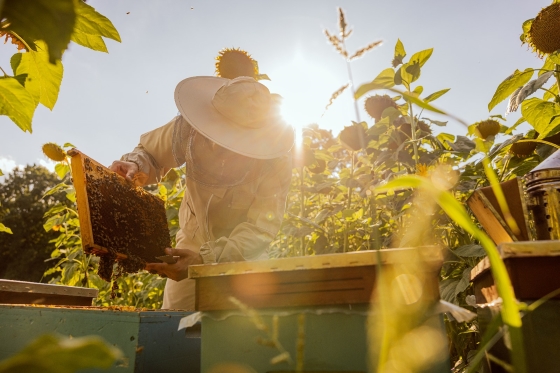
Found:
[110,76,294,310]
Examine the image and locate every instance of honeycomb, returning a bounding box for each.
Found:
[70,150,171,283]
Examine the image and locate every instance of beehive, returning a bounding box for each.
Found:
[69,149,170,278]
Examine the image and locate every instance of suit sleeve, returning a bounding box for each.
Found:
[120,117,179,185]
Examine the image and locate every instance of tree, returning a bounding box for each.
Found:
[0,165,69,282]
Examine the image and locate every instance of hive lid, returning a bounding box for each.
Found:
[530,149,560,173]
[0,279,98,298]
[188,246,443,279]
[470,240,560,280]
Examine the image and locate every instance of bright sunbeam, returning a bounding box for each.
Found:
[265,49,351,144]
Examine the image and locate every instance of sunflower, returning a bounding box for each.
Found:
[474,119,501,139]
[527,3,560,56]
[42,143,66,162]
[215,48,258,79]
[510,140,537,157]
[364,95,398,122]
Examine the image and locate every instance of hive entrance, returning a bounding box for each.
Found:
[69,149,171,285]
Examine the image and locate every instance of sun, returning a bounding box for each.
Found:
[265,51,346,144]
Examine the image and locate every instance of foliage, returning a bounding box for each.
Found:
[0,334,121,373]
[0,0,120,132]
[0,165,69,282]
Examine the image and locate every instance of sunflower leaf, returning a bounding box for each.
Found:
[424,88,450,103]
[1,0,76,63]
[488,68,534,111]
[11,41,63,110]
[521,97,560,138]
[354,68,395,99]
[0,76,36,132]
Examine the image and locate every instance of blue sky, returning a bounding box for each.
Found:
[0,0,551,174]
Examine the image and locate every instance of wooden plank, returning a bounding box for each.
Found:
[69,149,94,251]
[195,265,441,311]
[189,247,443,278]
[467,190,515,245]
[0,279,97,297]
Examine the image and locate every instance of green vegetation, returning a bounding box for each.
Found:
[0,165,70,281]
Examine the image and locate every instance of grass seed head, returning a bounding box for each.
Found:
[215,48,258,79]
[475,119,501,139]
[365,95,399,122]
[42,142,66,162]
[527,3,560,56]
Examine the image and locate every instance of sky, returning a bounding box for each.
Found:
[0,0,552,176]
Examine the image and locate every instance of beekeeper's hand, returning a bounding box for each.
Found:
[109,161,147,186]
[145,248,203,281]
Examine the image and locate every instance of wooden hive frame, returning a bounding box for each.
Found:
[68,149,170,263]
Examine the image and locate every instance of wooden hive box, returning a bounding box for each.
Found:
[189,247,444,311]
[189,248,449,373]
[471,241,560,373]
[470,240,560,304]
[69,149,170,266]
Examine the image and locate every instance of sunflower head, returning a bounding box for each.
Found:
[215,48,258,79]
[339,123,367,151]
[364,95,399,122]
[42,142,66,162]
[526,3,560,57]
[510,140,537,157]
[475,119,501,139]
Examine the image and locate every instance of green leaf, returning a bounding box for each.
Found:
[0,169,3,176]
[504,116,526,135]
[11,41,63,110]
[394,39,406,60]
[549,50,560,65]
[354,68,395,99]
[424,88,450,103]
[1,0,76,63]
[55,163,70,179]
[544,83,559,101]
[70,30,107,52]
[0,223,13,234]
[0,334,121,373]
[256,74,271,81]
[404,61,421,82]
[453,244,485,257]
[488,68,534,111]
[387,87,445,114]
[539,56,555,76]
[520,19,533,44]
[521,97,560,138]
[0,77,36,132]
[408,48,433,68]
[73,0,121,42]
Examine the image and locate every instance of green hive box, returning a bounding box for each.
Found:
[189,248,450,373]
[0,305,200,373]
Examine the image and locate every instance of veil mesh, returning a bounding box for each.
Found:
[172,116,272,188]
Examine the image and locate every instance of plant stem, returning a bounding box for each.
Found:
[300,167,305,256]
[408,91,420,168]
[343,151,355,253]
[342,40,361,123]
